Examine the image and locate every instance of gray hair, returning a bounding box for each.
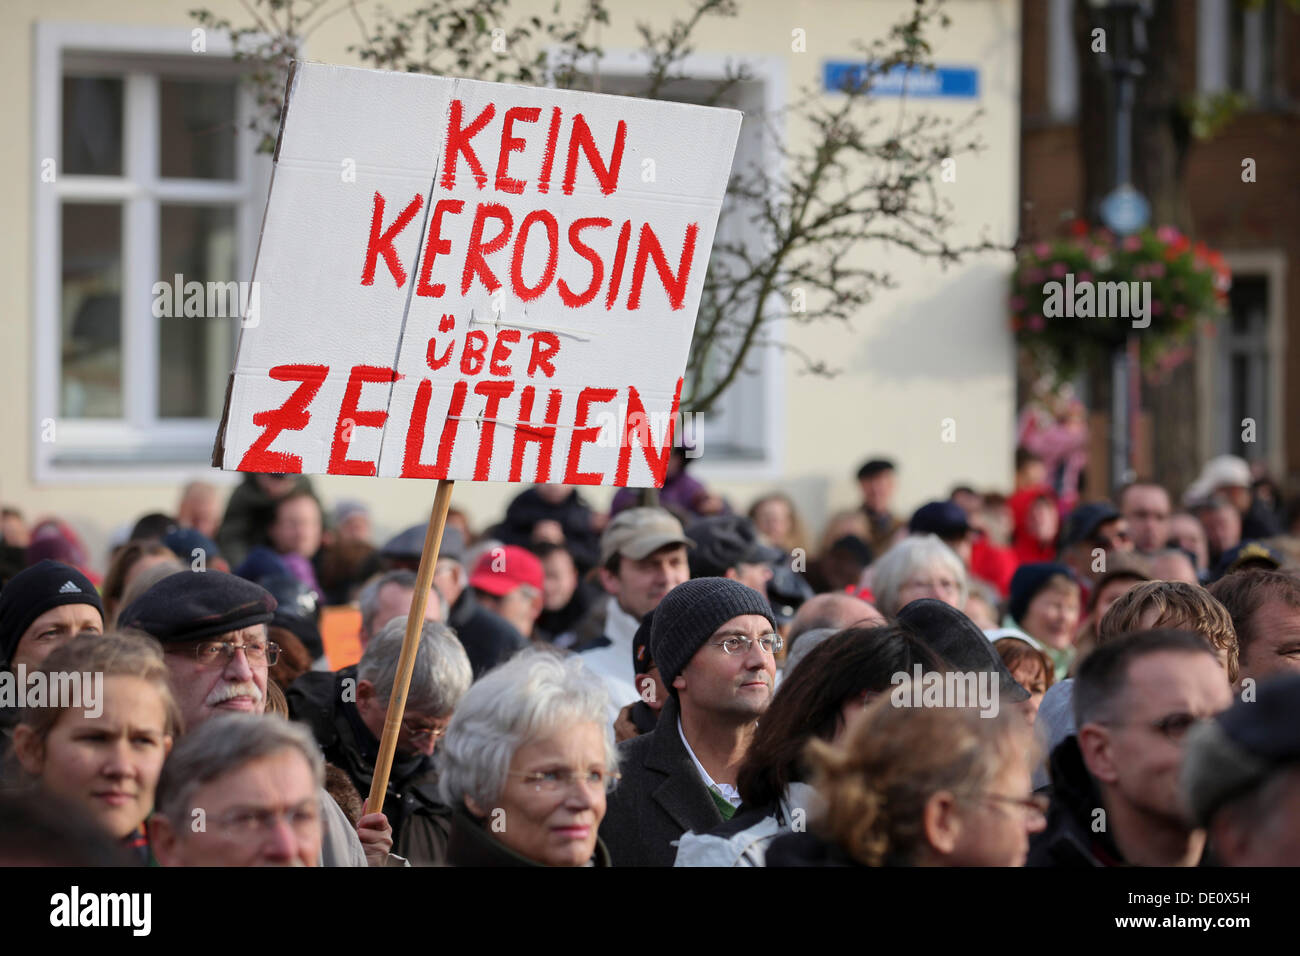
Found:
[358,618,472,717]
[359,569,443,637]
[871,534,969,619]
[154,713,324,826]
[438,648,617,812]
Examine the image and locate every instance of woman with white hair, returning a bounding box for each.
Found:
[438,648,618,866]
[869,534,969,620]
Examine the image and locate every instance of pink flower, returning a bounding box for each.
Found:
[1149,263,1165,279]
[1156,225,1180,244]
[1078,272,1093,284]
[1033,242,1051,258]
[1009,295,1026,311]
[1151,300,1164,315]
[1028,315,1046,331]
[1050,262,1067,278]
[1122,235,1142,252]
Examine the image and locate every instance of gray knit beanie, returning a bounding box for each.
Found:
[651,578,776,692]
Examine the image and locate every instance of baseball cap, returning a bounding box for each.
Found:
[1059,502,1122,551]
[599,508,691,566]
[469,545,544,596]
[909,501,972,540]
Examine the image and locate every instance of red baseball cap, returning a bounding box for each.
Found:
[469,545,544,596]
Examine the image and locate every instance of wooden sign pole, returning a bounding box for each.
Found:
[365,478,456,815]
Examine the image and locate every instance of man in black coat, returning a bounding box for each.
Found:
[287,618,473,866]
[600,578,778,866]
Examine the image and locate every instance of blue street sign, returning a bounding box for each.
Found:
[1099,184,1151,236]
[823,62,979,98]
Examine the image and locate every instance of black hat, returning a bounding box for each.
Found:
[1059,502,1122,551]
[685,515,782,578]
[856,458,895,481]
[1008,562,1077,625]
[0,560,104,668]
[909,501,972,540]
[117,570,276,644]
[258,574,325,662]
[382,523,465,564]
[632,609,655,676]
[1183,673,1300,826]
[651,578,776,691]
[896,599,1030,704]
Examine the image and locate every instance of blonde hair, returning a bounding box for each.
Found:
[18,631,183,746]
[1098,580,1239,680]
[806,691,1031,866]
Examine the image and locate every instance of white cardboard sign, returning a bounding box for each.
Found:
[213,62,741,488]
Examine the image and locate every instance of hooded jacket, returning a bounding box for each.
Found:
[287,666,452,866]
[1008,485,1060,566]
[673,782,819,867]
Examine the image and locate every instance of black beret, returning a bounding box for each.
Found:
[117,570,276,644]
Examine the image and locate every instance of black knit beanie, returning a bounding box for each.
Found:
[650,578,776,691]
[0,560,104,667]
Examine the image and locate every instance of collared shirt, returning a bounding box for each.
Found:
[678,715,742,809]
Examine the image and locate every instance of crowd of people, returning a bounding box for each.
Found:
[1,445,1299,867]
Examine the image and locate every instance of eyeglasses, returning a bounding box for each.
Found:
[982,792,1050,821]
[184,639,281,667]
[401,719,448,744]
[216,803,319,838]
[709,633,783,655]
[507,769,622,793]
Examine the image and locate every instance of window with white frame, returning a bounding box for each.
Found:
[1214,275,1274,463]
[34,24,266,479]
[1198,0,1281,104]
[562,57,785,470]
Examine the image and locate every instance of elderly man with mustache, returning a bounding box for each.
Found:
[118,571,375,866]
[600,577,780,866]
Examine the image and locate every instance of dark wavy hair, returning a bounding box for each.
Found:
[736,625,948,810]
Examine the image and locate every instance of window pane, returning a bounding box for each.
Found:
[159,79,237,180]
[61,203,123,418]
[62,76,124,176]
[158,205,238,418]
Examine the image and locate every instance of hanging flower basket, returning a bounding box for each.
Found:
[1010,221,1231,382]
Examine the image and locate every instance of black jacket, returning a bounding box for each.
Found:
[215,473,321,569]
[493,488,601,573]
[449,589,527,679]
[445,807,612,867]
[765,830,865,867]
[286,666,452,866]
[598,696,723,867]
[1027,735,1126,867]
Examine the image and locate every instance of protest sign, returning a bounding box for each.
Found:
[213,61,742,489]
[211,61,741,814]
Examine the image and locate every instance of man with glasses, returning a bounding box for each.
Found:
[151,713,325,867]
[118,571,370,866]
[1028,629,1232,867]
[287,617,473,866]
[600,577,779,866]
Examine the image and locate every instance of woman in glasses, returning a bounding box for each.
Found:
[766,687,1045,867]
[10,632,181,863]
[438,648,617,866]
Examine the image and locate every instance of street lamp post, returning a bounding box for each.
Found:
[1089,0,1152,494]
